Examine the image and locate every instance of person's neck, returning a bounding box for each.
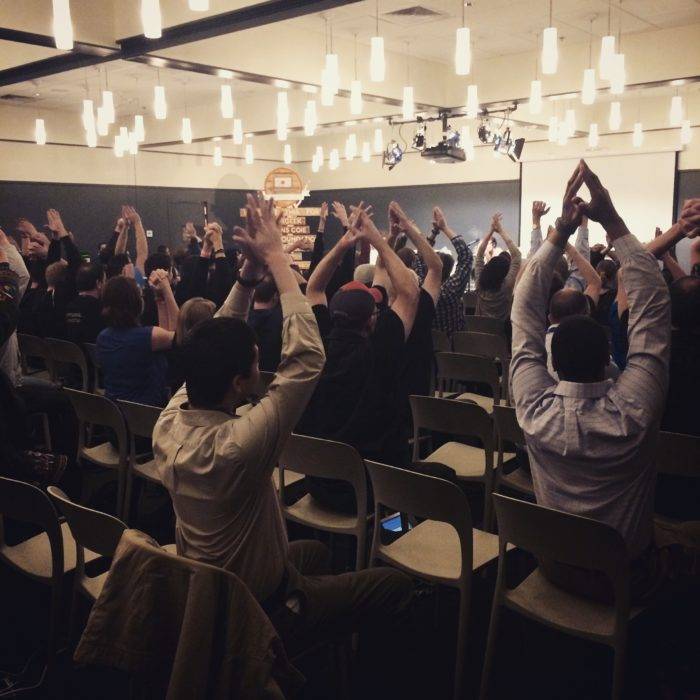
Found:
[79,289,100,298]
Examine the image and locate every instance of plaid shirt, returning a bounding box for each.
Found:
[414,235,473,335]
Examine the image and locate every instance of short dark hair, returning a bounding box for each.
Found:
[101,276,142,328]
[182,318,258,408]
[145,252,172,277]
[551,315,609,382]
[550,288,589,324]
[75,262,104,292]
[397,248,416,268]
[596,259,618,288]
[254,277,278,304]
[438,252,455,282]
[106,253,130,279]
[478,255,510,292]
[670,275,700,332]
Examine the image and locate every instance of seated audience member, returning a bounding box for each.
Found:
[97,273,176,407]
[153,193,411,641]
[593,258,618,326]
[64,262,106,345]
[413,206,472,335]
[299,204,419,513]
[1,228,29,387]
[248,277,283,372]
[475,213,522,320]
[511,160,700,604]
[663,273,700,436]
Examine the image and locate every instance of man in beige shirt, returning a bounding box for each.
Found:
[154,194,412,643]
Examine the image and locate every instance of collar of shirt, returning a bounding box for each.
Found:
[553,379,613,399]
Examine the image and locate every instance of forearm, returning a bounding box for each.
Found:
[573,225,589,259]
[307,230,325,276]
[500,228,521,258]
[208,256,235,306]
[375,237,415,298]
[115,228,128,255]
[62,235,82,271]
[47,240,61,265]
[645,223,685,260]
[662,254,686,281]
[268,252,302,297]
[134,221,148,273]
[528,226,543,258]
[567,245,600,291]
[406,226,442,276]
[306,240,348,303]
[476,231,493,260]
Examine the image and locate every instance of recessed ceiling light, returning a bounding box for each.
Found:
[302,85,318,94]
[670,79,686,86]
[275,79,291,89]
[345,120,357,126]
[213,136,221,141]
[218,69,234,79]
[372,117,384,123]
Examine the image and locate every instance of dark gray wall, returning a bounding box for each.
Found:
[675,169,700,272]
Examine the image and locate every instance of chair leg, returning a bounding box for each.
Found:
[46,580,62,682]
[479,597,502,700]
[611,640,627,700]
[453,587,470,700]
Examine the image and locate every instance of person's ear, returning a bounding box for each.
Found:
[548,312,554,326]
[232,374,248,397]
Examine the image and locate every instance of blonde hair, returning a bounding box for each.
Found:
[176,297,216,345]
[45,260,68,289]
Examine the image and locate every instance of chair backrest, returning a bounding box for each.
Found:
[47,486,126,558]
[655,431,700,477]
[492,493,629,586]
[279,434,368,515]
[45,337,89,390]
[465,316,506,336]
[83,342,100,369]
[17,333,54,375]
[431,329,451,353]
[64,389,128,454]
[0,477,63,581]
[462,290,477,313]
[493,405,524,447]
[410,395,495,452]
[435,351,501,402]
[117,400,161,440]
[366,460,473,575]
[452,331,510,364]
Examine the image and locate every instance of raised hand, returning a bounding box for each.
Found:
[491,212,504,234]
[232,192,285,265]
[122,205,141,226]
[319,201,329,223]
[578,160,622,230]
[389,201,421,238]
[532,200,550,227]
[46,208,69,239]
[555,161,585,238]
[331,201,349,227]
[679,198,700,239]
[432,206,448,232]
[206,222,224,250]
[148,268,170,299]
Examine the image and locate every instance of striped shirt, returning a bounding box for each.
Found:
[510,234,670,558]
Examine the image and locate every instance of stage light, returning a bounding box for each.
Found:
[460,127,475,161]
[669,96,683,127]
[220,84,234,119]
[315,146,324,166]
[588,123,599,148]
[466,84,479,119]
[541,26,558,75]
[455,27,471,76]
[350,80,363,115]
[529,80,543,115]
[320,67,334,106]
[413,124,426,150]
[52,0,73,50]
[581,68,596,105]
[383,141,404,170]
[86,123,97,148]
[325,53,340,95]
[213,146,222,166]
[114,134,124,158]
[141,0,162,39]
[154,85,167,120]
[599,35,615,81]
[35,119,47,145]
[181,117,192,144]
[128,131,138,155]
[311,153,321,172]
[232,118,243,144]
[370,36,385,82]
[556,121,568,146]
[632,122,643,148]
[609,101,622,131]
[276,91,289,141]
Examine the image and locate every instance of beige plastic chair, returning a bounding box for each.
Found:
[82,342,103,394]
[117,400,163,524]
[366,460,501,700]
[492,405,534,500]
[480,494,643,700]
[431,328,451,353]
[435,351,501,414]
[64,389,129,519]
[17,332,55,383]
[279,434,369,570]
[464,315,506,337]
[0,477,95,682]
[45,337,89,391]
[452,331,511,403]
[410,395,511,530]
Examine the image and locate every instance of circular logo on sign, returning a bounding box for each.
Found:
[263,167,309,209]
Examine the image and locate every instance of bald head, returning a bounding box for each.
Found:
[549,288,589,325]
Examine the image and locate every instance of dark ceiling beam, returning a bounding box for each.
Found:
[117,0,363,57]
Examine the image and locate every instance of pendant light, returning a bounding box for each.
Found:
[466,84,479,119]
[454,1,471,76]
[153,77,167,120]
[361,141,371,162]
[680,120,692,145]
[588,122,599,148]
[460,126,475,161]
[114,134,125,158]
[669,95,683,127]
[529,74,543,115]
[350,34,363,115]
[311,153,321,173]
[632,122,643,148]
[283,144,292,164]
[304,101,318,136]
[276,91,289,141]
[96,106,109,136]
[52,0,74,50]
[220,84,234,119]
[401,45,414,121]
[370,1,385,82]
[315,146,324,166]
[565,108,576,137]
[141,0,162,39]
[189,0,209,10]
[541,1,558,75]
[609,52,625,94]
[599,5,615,81]
[609,101,622,131]
[101,88,115,123]
[82,99,95,132]
[329,148,340,170]
[86,123,97,148]
[35,118,47,145]
[245,143,254,165]
[581,19,596,105]
[232,118,243,145]
[556,121,568,146]
[128,130,138,155]
[346,133,358,160]
[548,116,557,143]
[134,114,145,143]
[373,127,383,154]
[181,117,192,144]
[213,146,222,166]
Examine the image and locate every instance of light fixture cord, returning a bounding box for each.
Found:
[376,0,379,36]
[461,0,465,28]
[549,0,553,27]
[588,18,593,68]
[354,33,358,79]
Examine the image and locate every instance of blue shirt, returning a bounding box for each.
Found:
[97,326,169,407]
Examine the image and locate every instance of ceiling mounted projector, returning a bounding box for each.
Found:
[420,141,466,163]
